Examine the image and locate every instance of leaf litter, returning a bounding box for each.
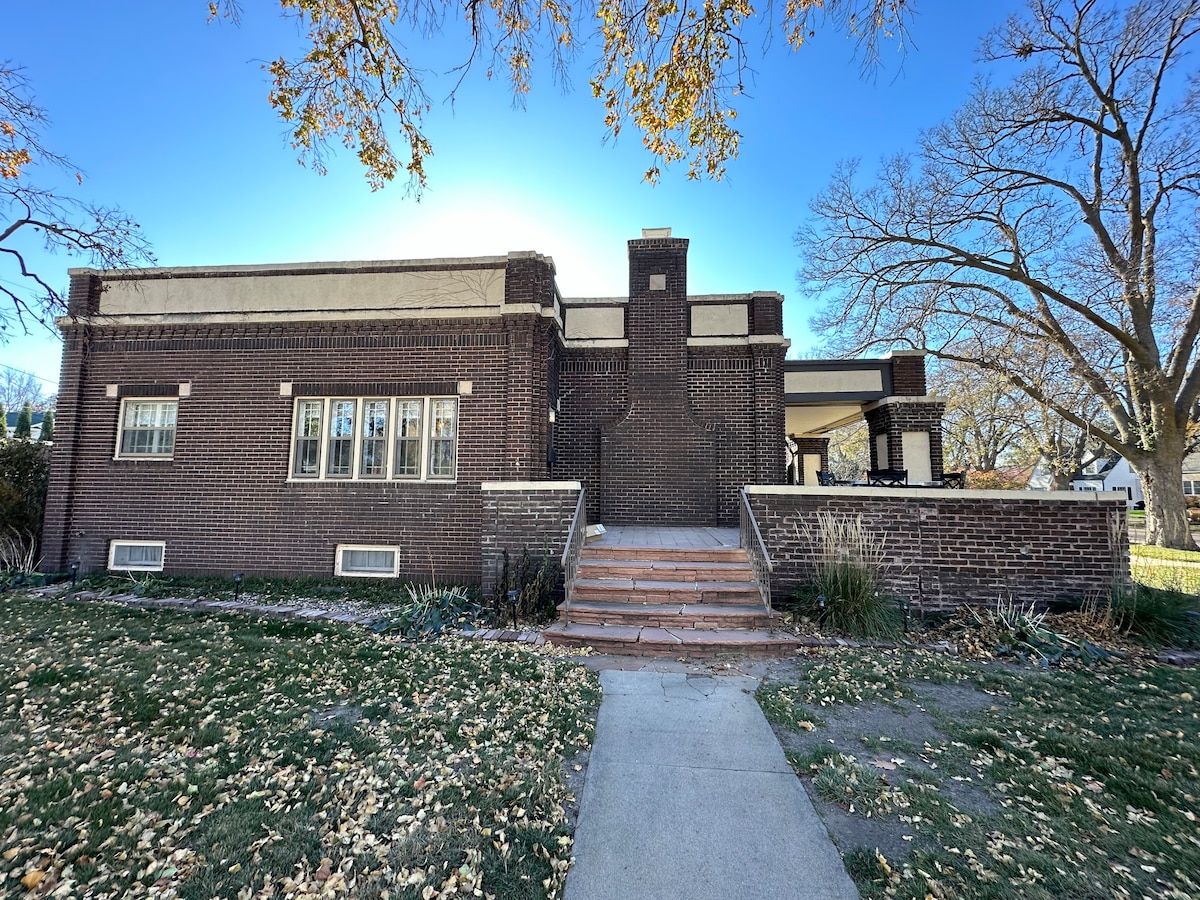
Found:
[0,596,599,898]
[757,648,1200,899]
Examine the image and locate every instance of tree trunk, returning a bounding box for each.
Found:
[1132,451,1198,550]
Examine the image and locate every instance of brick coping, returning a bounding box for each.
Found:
[743,485,1127,503]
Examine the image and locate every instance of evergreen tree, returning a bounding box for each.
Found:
[13,402,32,439]
[37,409,54,443]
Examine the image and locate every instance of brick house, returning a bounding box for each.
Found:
[41,229,949,586]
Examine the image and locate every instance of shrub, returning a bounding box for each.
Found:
[795,511,900,638]
[0,440,50,545]
[496,547,563,625]
[1108,583,1200,646]
[370,583,482,639]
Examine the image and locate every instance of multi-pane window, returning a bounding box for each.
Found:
[290,396,459,482]
[360,400,389,477]
[117,400,177,458]
[326,400,356,477]
[293,400,323,476]
[1185,479,1200,496]
[394,399,423,478]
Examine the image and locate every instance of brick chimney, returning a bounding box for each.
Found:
[599,229,718,524]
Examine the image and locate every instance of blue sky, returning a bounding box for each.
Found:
[3,0,1030,394]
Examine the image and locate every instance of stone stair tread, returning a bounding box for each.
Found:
[565,599,768,614]
[574,578,760,592]
[542,622,800,657]
[582,546,748,562]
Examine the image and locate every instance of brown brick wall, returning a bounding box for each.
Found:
[866,400,946,478]
[42,286,557,581]
[890,354,927,396]
[480,483,581,597]
[790,438,830,484]
[747,488,1129,610]
[554,351,629,522]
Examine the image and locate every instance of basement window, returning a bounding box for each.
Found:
[335,545,399,578]
[108,540,166,572]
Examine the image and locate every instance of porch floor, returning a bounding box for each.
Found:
[589,525,740,549]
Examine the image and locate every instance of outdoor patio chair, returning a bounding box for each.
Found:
[866,468,908,486]
[941,471,966,489]
[816,470,838,486]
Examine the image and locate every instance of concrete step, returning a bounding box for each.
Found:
[560,599,777,630]
[582,545,748,564]
[578,558,754,583]
[572,578,763,605]
[542,622,800,658]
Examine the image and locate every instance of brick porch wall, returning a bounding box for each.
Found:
[479,481,582,598]
[746,486,1129,611]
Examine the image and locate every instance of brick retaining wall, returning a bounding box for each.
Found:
[480,482,582,598]
[745,486,1129,610]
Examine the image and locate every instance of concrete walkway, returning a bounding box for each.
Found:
[565,670,859,900]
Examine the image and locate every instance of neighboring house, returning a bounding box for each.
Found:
[41,229,948,583]
[3,411,43,442]
[1070,452,1144,506]
[1183,453,1200,496]
[1030,451,1143,506]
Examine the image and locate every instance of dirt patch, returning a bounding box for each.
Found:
[560,748,591,829]
[765,672,1005,865]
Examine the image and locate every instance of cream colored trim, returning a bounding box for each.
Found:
[687,336,790,347]
[501,303,545,315]
[883,349,927,358]
[481,480,582,491]
[562,338,629,349]
[742,485,1127,502]
[562,296,628,306]
[70,255,513,279]
[59,305,507,328]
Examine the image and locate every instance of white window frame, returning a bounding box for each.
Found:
[115,398,178,460]
[108,540,166,572]
[335,544,400,578]
[288,396,458,483]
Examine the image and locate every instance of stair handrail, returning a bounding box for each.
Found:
[560,487,587,615]
[738,488,774,614]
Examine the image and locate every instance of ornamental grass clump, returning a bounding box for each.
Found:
[798,511,900,639]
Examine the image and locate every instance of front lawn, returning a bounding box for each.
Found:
[0,596,598,899]
[759,649,1200,900]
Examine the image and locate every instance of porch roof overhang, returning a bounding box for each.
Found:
[783,359,891,436]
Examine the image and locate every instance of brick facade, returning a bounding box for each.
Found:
[747,487,1129,610]
[556,238,786,526]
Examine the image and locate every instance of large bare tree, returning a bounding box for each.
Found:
[1,65,153,333]
[800,0,1200,548]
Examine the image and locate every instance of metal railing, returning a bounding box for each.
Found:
[560,488,587,615]
[738,488,774,613]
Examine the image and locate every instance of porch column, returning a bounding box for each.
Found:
[864,397,947,483]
